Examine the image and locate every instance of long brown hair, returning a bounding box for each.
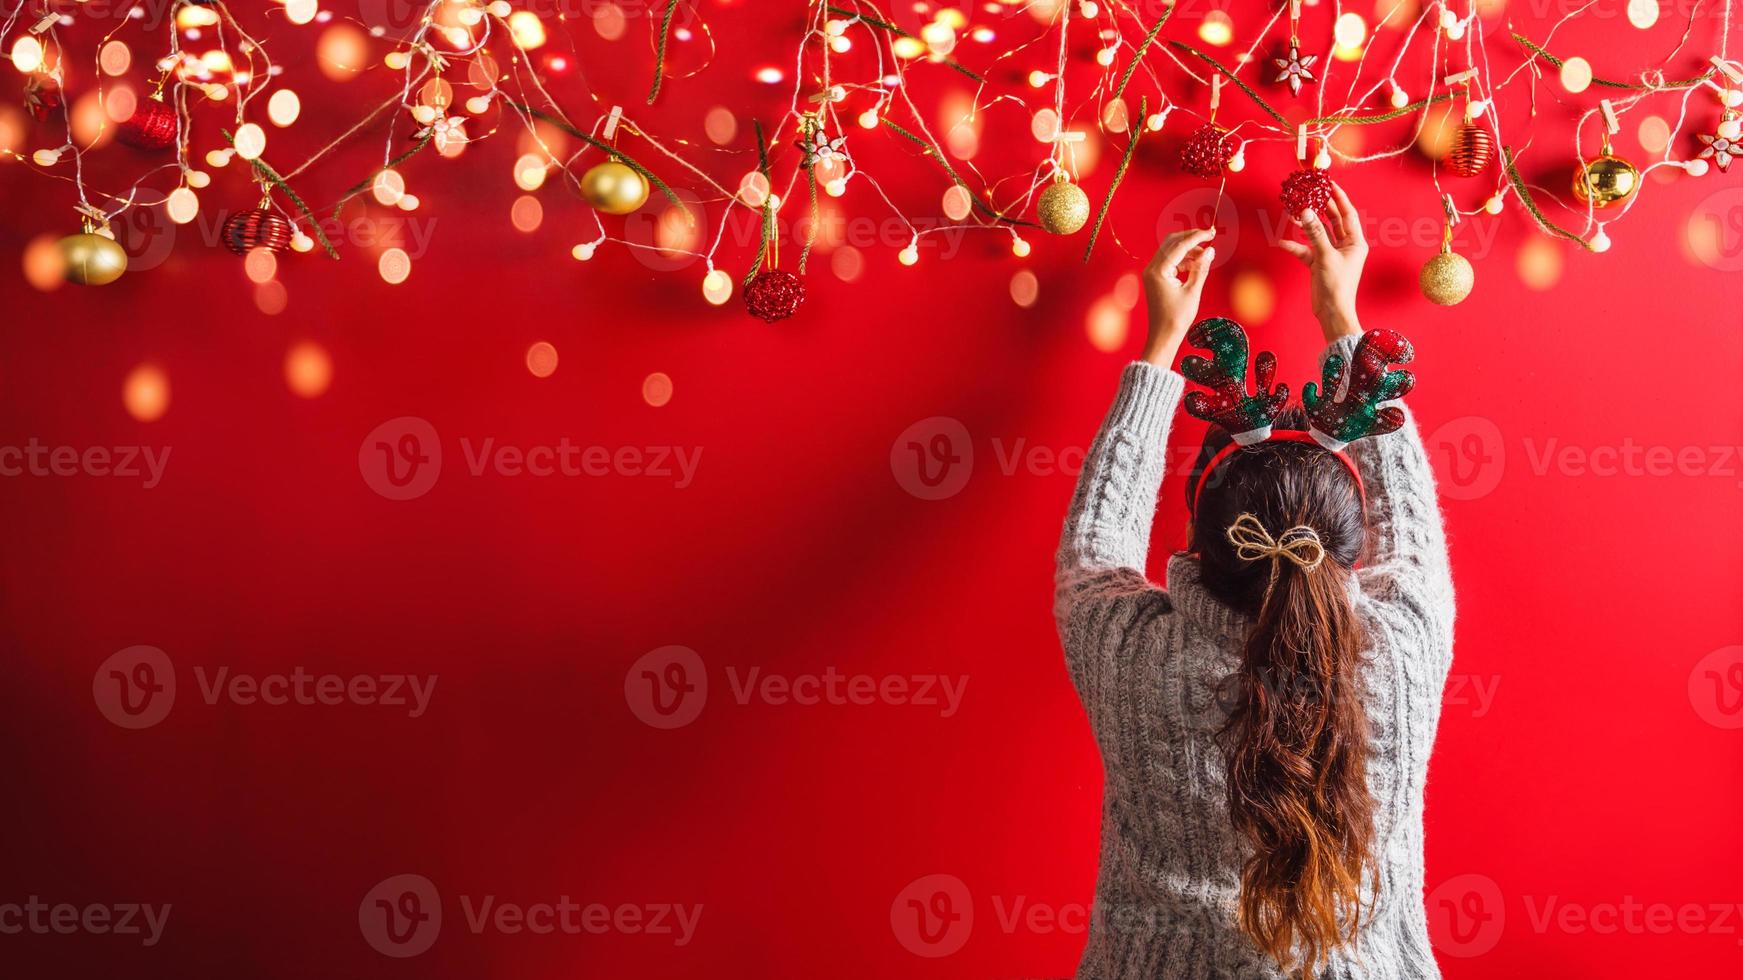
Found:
[1187,410,1373,979]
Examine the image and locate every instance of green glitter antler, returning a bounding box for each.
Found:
[1181,317,1289,445]
[1302,330,1416,451]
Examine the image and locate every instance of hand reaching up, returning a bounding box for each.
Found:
[1276,181,1367,342]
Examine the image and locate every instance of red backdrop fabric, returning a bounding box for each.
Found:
[3,2,1742,977]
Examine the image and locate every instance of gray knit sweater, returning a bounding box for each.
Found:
[1055,335,1455,980]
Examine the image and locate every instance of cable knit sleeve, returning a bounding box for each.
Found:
[1054,362,1185,663]
[1321,334,1456,670]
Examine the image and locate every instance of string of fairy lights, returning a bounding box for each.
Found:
[3,0,1740,322]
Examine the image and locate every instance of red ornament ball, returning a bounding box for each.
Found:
[1279,167,1333,218]
[118,97,178,151]
[220,208,293,255]
[23,72,61,122]
[1180,124,1237,179]
[744,269,805,322]
[1447,123,1493,178]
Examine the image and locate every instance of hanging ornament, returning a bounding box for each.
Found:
[1696,112,1741,172]
[1279,167,1333,217]
[118,95,178,151]
[581,159,650,215]
[796,117,847,168]
[744,269,805,323]
[1037,174,1090,235]
[1419,228,1475,306]
[220,207,293,255]
[1572,137,1639,208]
[1274,43,1318,97]
[23,72,62,122]
[1447,123,1492,177]
[60,225,128,286]
[1180,123,1237,179]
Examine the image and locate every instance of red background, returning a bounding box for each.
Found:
[3,2,1742,977]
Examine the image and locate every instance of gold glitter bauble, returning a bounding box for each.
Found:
[59,232,127,286]
[1572,154,1639,208]
[1419,249,1474,306]
[1037,178,1090,235]
[581,160,650,215]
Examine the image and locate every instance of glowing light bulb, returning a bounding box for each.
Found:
[572,242,597,261]
[234,123,267,160]
[166,186,199,224]
[1011,236,1031,257]
[12,36,44,75]
[1466,99,1489,121]
[1719,117,1742,140]
[1589,227,1612,252]
[1028,70,1053,88]
[1227,146,1246,172]
[1485,194,1505,215]
[1390,85,1409,109]
[898,244,919,266]
[1146,113,1165,131]
[1685,158,1711,177]
[857,109,878,129]
[825,177,847,196]
[187,170,211,189]
[268,89,301,127]
[291,232,314,253]
[1314,147,1332,169]
[702,269,732,305]
[1559,56,1592,94]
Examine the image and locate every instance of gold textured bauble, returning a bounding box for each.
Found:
[581,160,650,215]
[59,232,128,286]
[1037,178,1091,235]
[1572,154,1639,208]
[1419,250,1474,306]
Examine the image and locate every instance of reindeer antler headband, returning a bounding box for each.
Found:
[1183,317,1417,515]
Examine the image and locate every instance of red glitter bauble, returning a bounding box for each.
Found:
[1279,167,1333,217]
[220,208,293,255]
[743,269,805,323]
[118,97,178,151]
[1180,124,1236,179]
[23,72,61,122]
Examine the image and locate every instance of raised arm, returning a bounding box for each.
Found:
[1054,229,1213,625]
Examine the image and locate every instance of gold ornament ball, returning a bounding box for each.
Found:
[581,160,650,215]
[1037,179,1091,235]
[1419,250,1474,306]
[1572,155,1639,208]
[59,232,128,286]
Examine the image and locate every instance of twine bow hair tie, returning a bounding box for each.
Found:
[1224,512,1327,573]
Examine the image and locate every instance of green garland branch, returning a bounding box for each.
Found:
[1502,145,1595,251]
[223,128,339,259]
[799,162,819,273]
[878,117,1039,228]
[1166,40,1287,125]
[330,134,433,224]
[825,6,984,83]
[647,0,679,104]
[1084,97,1146,262]
[1111,8,1173,104]
[745,119,775,286]
[1512,33,1715,90]
[500,99,688,216]
[1304,91,1454,125]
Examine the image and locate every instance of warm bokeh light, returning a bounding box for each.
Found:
[316,24,368,81]
[374,169,406,206]
[123,364,170,422]
[1637,115,1671,153]
[71,92,112,148]
[513,153,548,191]
[255,280,289,315]
[1333,13,1368,60]
[234,123,267,160]
[11,36,44,74]
[594,3,628,40]
[509,11,548,49]
[285,341,333,396]
[1230,271,1277,323]
[1199,11,1234,46]
[702,269,733,305]
[286,0,319,25]
[379,248,412,284]
[1009,269,1039,308]
[525,341,559,379]
[510,194,544,232]
[642,372,674,408]
[22,234,65,292]
[704,106,737,146]
[1559,56,1593,94]
[244,247,278,284]
[1517,237,1564,290]
[1085,296,1129,352]
[99,40,132,76]
[268,89,301,127]
[941,185,972,221]
[832,245,864,282]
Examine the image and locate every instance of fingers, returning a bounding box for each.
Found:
[1148,227,1216,277]
[1184,245,1215,293]
[1274,239,1312,264]
[1330,181,1365,248]
[1295,209,1335,258]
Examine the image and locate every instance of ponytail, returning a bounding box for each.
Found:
[1220,515,1374,979]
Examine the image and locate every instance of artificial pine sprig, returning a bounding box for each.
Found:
[1084,97,1146,262]
[1168,41,1289,125]
[879,117,1039,227]
[744,119,776,287]
[1512,34,1716,90]
[222,128,339,259]
[500,99,688,215]
[647,0,680,104]
[331,133,433,224]
[1502,145,1597,251]
[1111,9,1174,104]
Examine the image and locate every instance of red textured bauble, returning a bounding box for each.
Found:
[743,270,805,323]
[118,97,178,151]
[24,72,62,122]
[1279,167,1333,217]
[220,208,293,255]
[1447,123,1493,178]
[1180,124,1237,179]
